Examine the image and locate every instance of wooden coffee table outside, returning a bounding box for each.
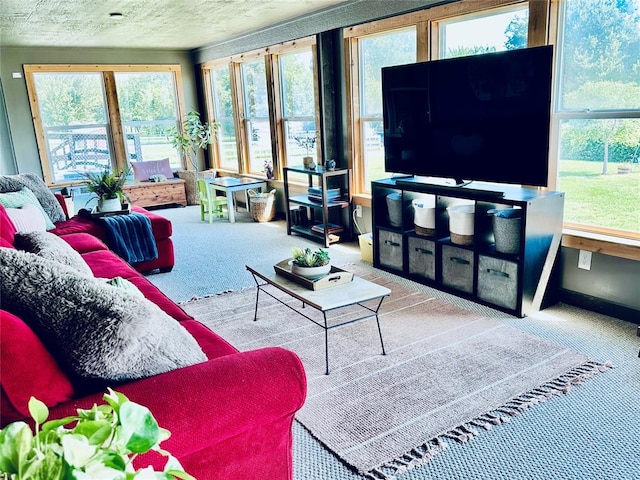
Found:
[246,263,391,374]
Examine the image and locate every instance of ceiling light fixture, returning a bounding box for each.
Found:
[109,12,123,19]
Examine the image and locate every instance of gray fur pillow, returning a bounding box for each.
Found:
[14,231,93,276]
[0,173,66,223]
[0,248,207,387]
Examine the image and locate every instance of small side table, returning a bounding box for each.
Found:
[208,177,266,223]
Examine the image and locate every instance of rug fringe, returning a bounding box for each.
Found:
[364,360,612,480]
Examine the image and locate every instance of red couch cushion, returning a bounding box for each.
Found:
[0,310,74,424]
[59,232,109,253]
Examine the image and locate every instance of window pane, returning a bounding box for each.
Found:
[363,120,384,182]
[360,28,416,117]
[280,50,315,118]
[559,0,640,111]
[359,28,416,191]
[211,67,239,171]
[285,121,317,165]
[242,61,269,118]
[114,72,181,169]
[557,118,640,232]
[247,119,272,173]
[33,73,111,182]
[555,0,640,235]
[440,6,528,59]
[242,61,272,174]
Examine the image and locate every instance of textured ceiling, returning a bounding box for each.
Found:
[0,0,351,50]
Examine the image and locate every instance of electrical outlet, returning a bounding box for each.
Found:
[355,205,363,218]
[578,250,592,270]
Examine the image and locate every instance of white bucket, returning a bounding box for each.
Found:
[447,204,475,245]
[412,197,435,228]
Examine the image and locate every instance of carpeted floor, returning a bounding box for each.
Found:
[148,205,640,480]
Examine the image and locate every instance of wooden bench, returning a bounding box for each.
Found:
[123,179,187,208]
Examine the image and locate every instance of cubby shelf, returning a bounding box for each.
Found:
[283,165,352,248]
[372,177,565,317]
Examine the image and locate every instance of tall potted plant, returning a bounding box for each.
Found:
[169,111,218,205]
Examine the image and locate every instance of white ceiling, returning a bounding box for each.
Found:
[0,0,352,50]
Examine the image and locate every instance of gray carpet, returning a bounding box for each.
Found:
[148,205,640,480]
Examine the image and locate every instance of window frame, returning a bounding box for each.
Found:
[24,64,186,186]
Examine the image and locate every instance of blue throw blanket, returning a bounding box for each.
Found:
[98,212,158,264]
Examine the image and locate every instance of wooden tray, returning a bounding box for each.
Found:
[273,259,354,290]
[89,206,131,218]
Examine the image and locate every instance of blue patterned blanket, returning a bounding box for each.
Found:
[98,212,158,264]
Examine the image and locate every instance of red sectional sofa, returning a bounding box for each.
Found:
[0,201,307,478]
[51,194,175,273]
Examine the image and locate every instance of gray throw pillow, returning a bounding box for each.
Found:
[14,231,93,276]
[0,248,207,387]
[0,173,67,223]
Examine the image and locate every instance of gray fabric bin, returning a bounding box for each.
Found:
[477,255,519,310]
[441,244,474,293]
[408,236,436,280]
[378,230,403,271]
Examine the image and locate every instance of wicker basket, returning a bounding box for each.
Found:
[248,189,276,222]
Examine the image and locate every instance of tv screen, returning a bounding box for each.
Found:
[382,45,553,187]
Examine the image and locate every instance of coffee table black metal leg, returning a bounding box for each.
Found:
[374,297,387,355]
[323,312,330,375]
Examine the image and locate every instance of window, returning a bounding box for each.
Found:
[202,38,319,179]
[279,50,317,166]
[114,72,181,169]
[241,59,272,175]
[439,5,528,58]
[209,66,239,172]
[25,65,184,186]
[356,28,417,193]
[553,0,640,237]
[31,72,111,183]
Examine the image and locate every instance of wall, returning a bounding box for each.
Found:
[0,47,198,177]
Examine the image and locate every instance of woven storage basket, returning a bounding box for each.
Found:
[248,189,276,222]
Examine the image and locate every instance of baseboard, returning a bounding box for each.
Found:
[559,289,640,324]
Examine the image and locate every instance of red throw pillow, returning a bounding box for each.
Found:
[0,203,17,245]
[0,310,74,424]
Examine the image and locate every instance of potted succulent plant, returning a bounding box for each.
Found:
[0,388,194,480]
[81,167,130,212]
[290,246,330,279]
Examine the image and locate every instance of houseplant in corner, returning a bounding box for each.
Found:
[290,246,330,279]
[0,388,194,480]
[82,167,130,212]
[168,110,219,205]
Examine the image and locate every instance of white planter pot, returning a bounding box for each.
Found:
[291,263,331,280]
[98,197,122,212]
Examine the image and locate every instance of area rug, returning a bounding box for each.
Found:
[181,265,610,479]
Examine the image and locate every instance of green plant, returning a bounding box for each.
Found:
[168,111,218,171]
[293,134,317,157]
[81,167,130,201]
[0,389,194,480]
[291,247,330,267]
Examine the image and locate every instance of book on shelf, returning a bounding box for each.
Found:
[311,223,344,234]
[308,187,341,197]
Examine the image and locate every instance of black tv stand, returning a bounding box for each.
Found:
[394,178,505,200]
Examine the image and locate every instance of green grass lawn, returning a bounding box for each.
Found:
[558,160,639,232]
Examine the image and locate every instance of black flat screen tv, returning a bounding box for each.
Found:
[382,45,553,187]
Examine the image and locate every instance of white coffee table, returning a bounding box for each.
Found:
[246,263,391,374]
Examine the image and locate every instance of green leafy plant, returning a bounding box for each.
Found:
[291,247,330,267]
[0,389,194,480]
[81,167,130,201]
[168,111,218,171]
[293,134,317,157]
